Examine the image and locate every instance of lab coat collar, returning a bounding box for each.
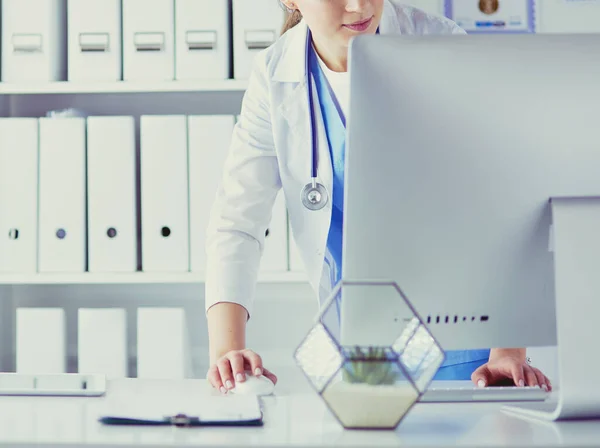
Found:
[272,21,308,84]
[272,0,401,84]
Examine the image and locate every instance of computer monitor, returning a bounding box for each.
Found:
[340,33,600,352]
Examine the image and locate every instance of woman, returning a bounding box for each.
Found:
[205,0,551,394]
[479,0,500,15]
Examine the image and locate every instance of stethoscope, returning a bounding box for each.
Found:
[300,27,379,211]
[301,28,329,211]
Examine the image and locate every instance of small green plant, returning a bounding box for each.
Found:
[342,346,398,386]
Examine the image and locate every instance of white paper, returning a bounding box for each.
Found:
[105,394,261,422]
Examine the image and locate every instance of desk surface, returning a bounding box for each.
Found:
[0,375,598,448]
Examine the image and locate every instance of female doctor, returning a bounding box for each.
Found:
[204,0,552,394]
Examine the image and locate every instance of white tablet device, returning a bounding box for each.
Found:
[0,373,106,397]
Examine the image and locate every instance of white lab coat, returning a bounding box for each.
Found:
[205,0,465,316]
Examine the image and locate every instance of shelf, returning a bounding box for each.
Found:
[0,271,308,286]
[0,80,248,95]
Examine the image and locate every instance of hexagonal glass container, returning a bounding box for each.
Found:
[294,280,445,430]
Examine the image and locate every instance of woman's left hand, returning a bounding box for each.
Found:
[471,349,552,391]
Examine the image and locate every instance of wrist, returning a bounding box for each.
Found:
[207,302,248,365]
[489,348,526,362]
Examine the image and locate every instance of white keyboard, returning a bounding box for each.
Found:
[0,373,106,397]
[420,381,549,403]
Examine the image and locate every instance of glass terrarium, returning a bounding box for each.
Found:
[294,280,445,430]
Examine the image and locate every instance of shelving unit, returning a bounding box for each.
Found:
[0,81,306,290]
[0,77,312,375]
[0,271,308,286]
[0,82,247,119]
[0,0,310,379]
[0,80,248,95]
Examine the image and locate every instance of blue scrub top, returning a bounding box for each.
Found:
[309,45,490,381]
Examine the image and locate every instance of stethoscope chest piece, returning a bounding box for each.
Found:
[301,180,329,211]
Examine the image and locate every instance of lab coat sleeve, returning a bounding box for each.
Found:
[204,52,280,319]
[451,24,467,35]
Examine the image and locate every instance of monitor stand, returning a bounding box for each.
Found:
[504,197,600,420]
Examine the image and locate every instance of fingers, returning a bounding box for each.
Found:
[242,349,264,377]
[545,375,553,392]
[510,362,526,387]
[228,352,246,384]
[524,365,554,392]
[217,357,235,391]
[523,365,539,388]
[207,365,227,395]
[472,356,554,391]
[528,366,550,391]
[471,365,492,388]
[210,349,275,393]
[534,368,547,390]
[262,367,278,385]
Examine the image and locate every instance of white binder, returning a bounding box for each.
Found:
[122,0,175,81]
[175,0,230,80]
[87,116,137,273]
[188,115,234,272]
[0,119,39,274]
[78,308,127,378]
[137,308,192,379]
[1,0,67,82]
[140,115,189,272]
[38,118,87,273]
[260,191,288,273]
[16,308,66,374]
[232,0,284,79]
[67,0,122,81]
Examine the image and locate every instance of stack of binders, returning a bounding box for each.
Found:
[0,115,290,275]
[1,0,285,82]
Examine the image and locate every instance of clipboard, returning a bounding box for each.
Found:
[98,394,264,428]
[99,413,263,427]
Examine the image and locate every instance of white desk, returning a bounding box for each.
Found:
[0,376,598,447]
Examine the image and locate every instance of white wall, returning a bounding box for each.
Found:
[536,0,600,33]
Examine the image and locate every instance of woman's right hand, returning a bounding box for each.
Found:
[207,349,278,394]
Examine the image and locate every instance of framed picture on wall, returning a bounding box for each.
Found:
[444,0,535,33]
